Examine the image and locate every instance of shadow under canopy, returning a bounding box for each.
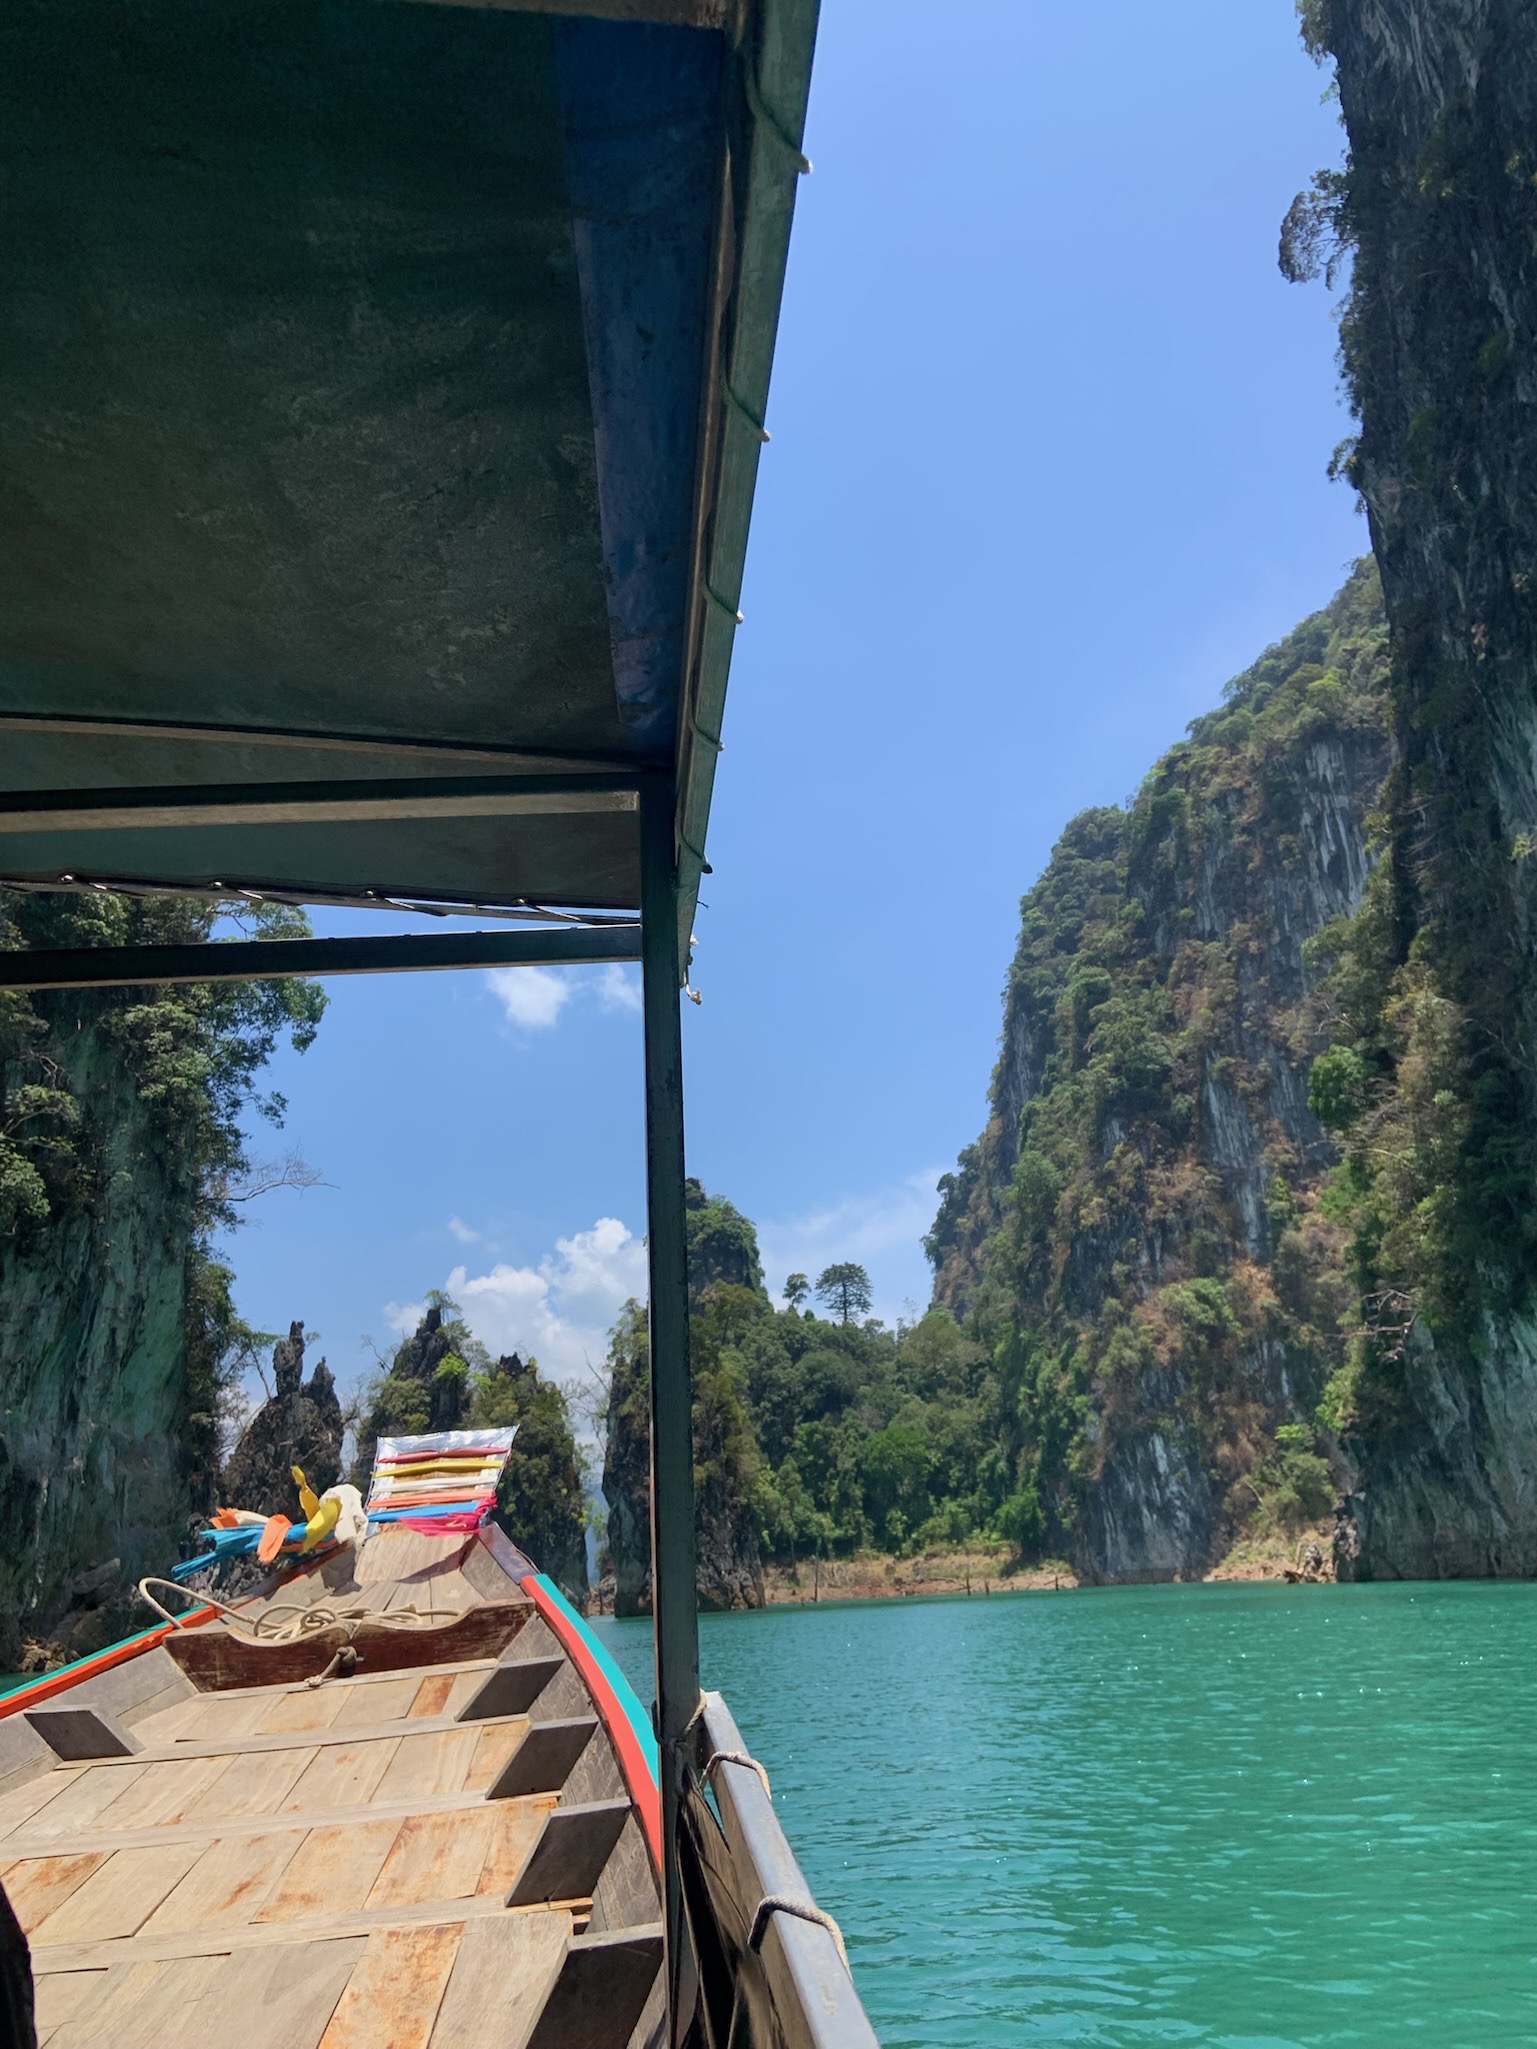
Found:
[0,0,808,949]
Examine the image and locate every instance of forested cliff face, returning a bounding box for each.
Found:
[928,568,1390,1581]
[0,892,322,1664]
[603,1182,767,1615]
[1281,0,1537,1576]
[601,1183,1003,1606]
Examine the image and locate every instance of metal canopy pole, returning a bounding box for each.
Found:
[638,774,700,2044]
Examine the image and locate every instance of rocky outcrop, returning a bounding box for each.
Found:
[930,567,1390,1583]
[0,991,197,1665]
[349,1302,473,1491]
[601,1190,767,1614]
[351,1301,590,1600]
[221,1321,342,1517]
[1300,0,1537,1578]
[0,890,322,1666]
[1338,1318,1537,1579]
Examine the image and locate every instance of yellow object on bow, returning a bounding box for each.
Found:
[292,1466,321,1521]
[298,1494,342,1553]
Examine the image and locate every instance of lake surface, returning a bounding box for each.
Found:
[593,1581,1535,2047]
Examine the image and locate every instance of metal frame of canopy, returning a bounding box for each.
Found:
[0,1,880,2042]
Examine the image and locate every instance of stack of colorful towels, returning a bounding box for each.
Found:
[365,1427,518,1533]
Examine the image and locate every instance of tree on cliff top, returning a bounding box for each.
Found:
[815,1263,872,1325]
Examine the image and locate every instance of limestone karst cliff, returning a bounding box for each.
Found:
[928,566,1391,1581]
[1282,0,1537,1577]
[0,890,323,1665]
[354,1298,589,1599]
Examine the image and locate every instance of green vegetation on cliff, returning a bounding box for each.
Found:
[603,1181,1030,1610]
[1279,0,1537,1576]
[927,566,1391,1579]
[0,889,324,1661]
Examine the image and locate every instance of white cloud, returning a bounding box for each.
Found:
[384,1296,426,1339]
[486,964,573,1031]
[484,962,643,1036]
[447,1216,480,1245]
[596,963,643,1015]
[441,1216,649,1388]
[757,1168,946,1323]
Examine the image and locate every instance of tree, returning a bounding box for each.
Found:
[815,1262,872,1325]
[782,1272,810,1310]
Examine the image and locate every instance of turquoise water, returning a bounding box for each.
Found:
[593,1581,1536,2047]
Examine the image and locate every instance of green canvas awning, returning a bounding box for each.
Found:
[0,0,816,974]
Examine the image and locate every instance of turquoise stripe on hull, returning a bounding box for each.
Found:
[531,1572,658,1780]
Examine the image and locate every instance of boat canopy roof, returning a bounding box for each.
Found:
[0,0,815,972]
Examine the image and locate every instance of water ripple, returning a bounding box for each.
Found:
[594,1581,1537,2047]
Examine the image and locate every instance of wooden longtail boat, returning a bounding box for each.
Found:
[0,1514,872,2047]
[0,0,878,2040]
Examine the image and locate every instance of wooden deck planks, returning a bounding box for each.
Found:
[180,1934,366,2049]
[463,1723,525,1794]
[425,1908,571,2049]
[1,1787,504,1862]
[31,1886,552,1971]
[476,1800,555,1899]
[45,1939,365,2049]
[31,1841,206,1945]
[11,1763,149,1840]
[31,1962,110,2036]
[183,1744,318,1822]
[366,1809,494,1911]
[145,1691,272,1746]
[0,1852,108,1933]
[373,1728,480,1804]
[334,1677,419,1725]
[281,1738,402,1813]
[7,1528,643,2049]
[0,1769,81,1842]
[140,1827,306,1935]
[40,1957,189,2049]
[355,1532,467,1587]
[92,1754,235,1830]
[119,1693,208,1746]
[316,1922,463,2049]
[408,1674,456,1718]
[257,1817,401,1923]
[257,1686,350,1735]
[445,1670,488,1717]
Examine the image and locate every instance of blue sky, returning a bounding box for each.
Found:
[224,0,1358,1411]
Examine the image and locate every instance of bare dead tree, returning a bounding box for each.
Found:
[208,1147,333,1205]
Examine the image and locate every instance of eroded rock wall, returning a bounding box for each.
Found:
[930,569,1390,1582]
[0,1004,193,1663]
[1314,0,1537,1577]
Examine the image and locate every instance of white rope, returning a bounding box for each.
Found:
[137,1577,466,1645]
[702,1747,773,1801]
[748,1894,849,1971]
